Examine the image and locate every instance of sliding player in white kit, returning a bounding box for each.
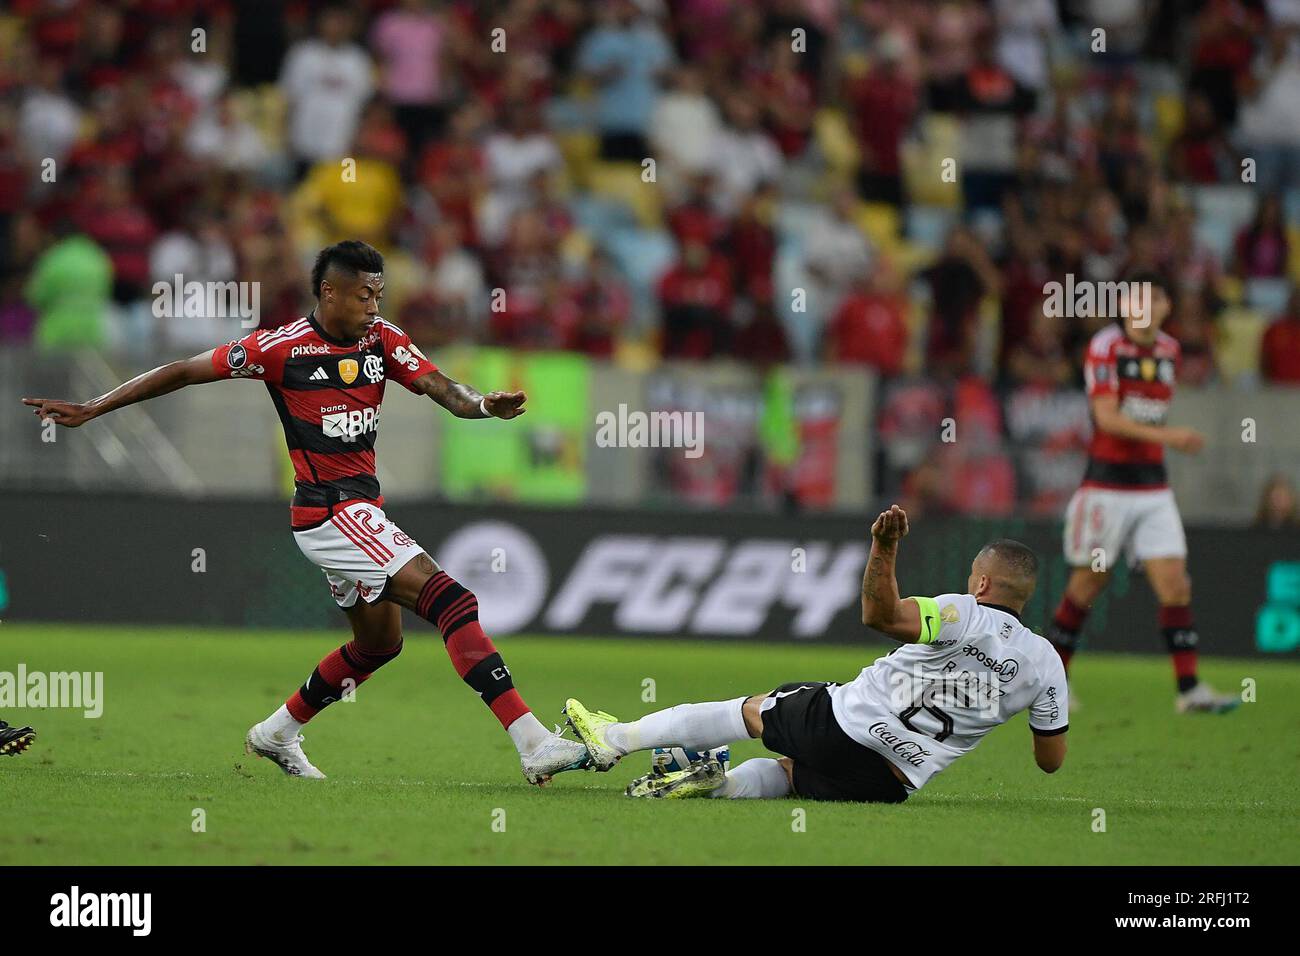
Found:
[563,505,1068,801]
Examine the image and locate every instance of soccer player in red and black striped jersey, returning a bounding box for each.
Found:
[22,241,591,782]
[1047,273,1237,714]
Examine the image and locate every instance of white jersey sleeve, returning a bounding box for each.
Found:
[1027,645,1070,735]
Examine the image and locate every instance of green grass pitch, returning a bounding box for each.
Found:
[1,624,1296,865]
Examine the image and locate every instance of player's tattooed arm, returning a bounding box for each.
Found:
[22,350,222,427]
[861,505,923,642]
[410,370,527,420]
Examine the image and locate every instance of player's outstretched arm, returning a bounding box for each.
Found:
[1090,394,1203,454]
[21,349,222,428]
[861,504,924,642]
[410,369,527,420]
[1032,731,1067,774]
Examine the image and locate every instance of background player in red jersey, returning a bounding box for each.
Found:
[22,241,591,782]
[1047,273,1237,714]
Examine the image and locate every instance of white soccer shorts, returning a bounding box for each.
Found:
[292,502,427,608]
[1063,486,1188,568]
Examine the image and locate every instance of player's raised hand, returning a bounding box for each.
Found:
[871,504,910,544]
[21,397,95,428]
[483,390,527,420]
[1167,427,1204,455]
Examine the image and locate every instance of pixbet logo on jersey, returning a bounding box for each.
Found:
[321,405,381,442]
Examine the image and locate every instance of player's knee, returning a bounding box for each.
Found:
[741,695,767,739]
[777,757,795,787]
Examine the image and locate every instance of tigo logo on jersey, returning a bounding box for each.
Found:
[338,359,359,385]
[321,406,381,442]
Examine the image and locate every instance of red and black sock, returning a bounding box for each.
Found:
[286,639,403,723]
[1160,605,1200,693]
[1047,595,1089,673]
[416,571,529,729]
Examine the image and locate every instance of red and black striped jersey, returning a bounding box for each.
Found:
[1081,323,1180,489]
[211,313,437,528]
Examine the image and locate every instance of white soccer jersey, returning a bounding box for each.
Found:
[829,594,1069,791]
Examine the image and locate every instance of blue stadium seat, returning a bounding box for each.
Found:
[1191,186,1258,260]
[1244,277,1292,315]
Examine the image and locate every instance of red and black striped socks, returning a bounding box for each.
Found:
[1160,604,1200,693]
[1048,595,1089,673]
[286,639,403,723]
[416,570,531,731]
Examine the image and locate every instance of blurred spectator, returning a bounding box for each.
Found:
[185,92,273,175]
[825,258,909,376]
[293,129,402,248]
[1169,91,1234,184]
[709,93,783,216]
[280,3,374,176]
[370,0,451,154]
[1233,194,1290,278]
[923,226,1001,376]
[480,102,563,248]
[77,165,157,304]
[24,222,112,352]
[993,0,1057,93]
[576,0,674,162]
[1166,288,1219,386]
[1006,303,1074,388]
[19,58,83,169]
[649,65,722,191]
[659,239,734,359]
[1261,289,1300,384]
[568,249,632,357]
[1254,474,1300,529]
[803,188,873,326]
[848,31,919,207]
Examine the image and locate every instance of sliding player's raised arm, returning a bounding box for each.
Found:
[860,505,924,642]
[21,348,224,428]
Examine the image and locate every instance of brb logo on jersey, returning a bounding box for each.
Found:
[321,405,381,442]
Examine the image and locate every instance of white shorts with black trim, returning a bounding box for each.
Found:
[1063,486,1187,568]
[292,502,427,608]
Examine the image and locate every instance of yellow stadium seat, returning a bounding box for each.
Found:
[1217,306,1267,380]
[587,161,663,227]
[855,202,901,251]
[556,130,600,190]
[1289,225,1300,281]
[1153,94,1185,155]
[813,108,861,176]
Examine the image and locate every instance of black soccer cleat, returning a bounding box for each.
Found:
[0,720,35,756]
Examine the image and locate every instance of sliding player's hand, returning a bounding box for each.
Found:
[483,390,527,420]
[871,504,909,544]
[21,398,94,428]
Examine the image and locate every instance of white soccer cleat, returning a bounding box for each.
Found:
[244,723,327,778]
[520,733,590,785]
[1176,682,1240,715]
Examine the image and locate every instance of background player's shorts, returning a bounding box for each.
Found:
[759,681,908,803]
[1063,486,1188,567]
[292,502,428,608]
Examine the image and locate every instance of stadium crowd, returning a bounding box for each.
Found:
[2,0,1299,514]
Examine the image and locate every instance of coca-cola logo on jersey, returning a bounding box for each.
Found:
[867,722,932,767]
